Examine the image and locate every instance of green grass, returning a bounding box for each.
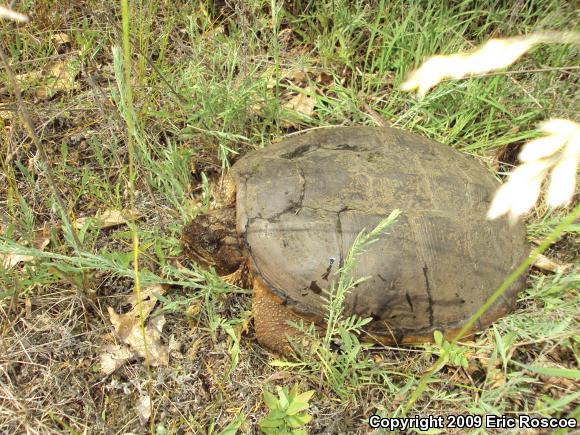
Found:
[0,0,578,433]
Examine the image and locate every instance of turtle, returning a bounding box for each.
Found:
[183,126,528,354]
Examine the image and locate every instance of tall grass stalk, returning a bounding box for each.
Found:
[120,1,153,432]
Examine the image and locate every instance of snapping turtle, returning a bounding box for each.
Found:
[183,127,528,354]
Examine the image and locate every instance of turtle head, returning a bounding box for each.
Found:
[182,205,244,275]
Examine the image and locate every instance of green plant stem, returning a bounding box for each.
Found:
[270,0,281,127]
[403,203,580,415]
[97,7,186,104]
[120,1,152,433]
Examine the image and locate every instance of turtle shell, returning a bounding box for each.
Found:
[231,127,528,341]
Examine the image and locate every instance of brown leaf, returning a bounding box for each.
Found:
[50,32,70,47]
[532,254,572,273]
[284,91,315,117]
[74,209,142,230]
[265,66,311,89]
[106,307,168,369]
[1,232,50,269]
[289,69,307,84]
[16,57,80,99]
[266,371,291,382]
[125,284,166,307]
[100,344,134,375]
[100,285,169,374]
[281,89,316,128]
[168,335,183,359]
[317,71,333,86]
[135,395,152,424]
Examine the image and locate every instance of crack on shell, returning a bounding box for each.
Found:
[281,143,318,159]
[336,208,347,269]
[405,291,415,312]
[309,280,322,294]
[422,264,435,327]
[321,257,335,281]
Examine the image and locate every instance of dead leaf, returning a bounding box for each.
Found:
[284,91,315,117]
[1,232,50,269]
[532,254,572,273]
[2,252,34,269]
[281,89,316,128]
[265,66,311,89]
[44,59,79,95]
[16,57,80,99]
[50,32,70,47]
[125,284,166,307]
[74,209,142,230]
[100,285,169,374]
[317,71,333,86]
[289,69,307,84]
[146,314,169,363]
[266,371,291,382]
[100,344,135,375]
[135,395,152,424]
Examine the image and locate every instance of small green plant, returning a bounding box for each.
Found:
[209,413,245,435]
[431,330,469,369]
[220,319,241,376]
[259,384,314,435]
[282,210,401,400]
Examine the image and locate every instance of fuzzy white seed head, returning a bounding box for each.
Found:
[0,5,29,22]
[547,157,578,207]
[486,165,546,222]
[400,34,579,221]
[487,119,579,221]
[519,136,565,163]
[401,36,540,97]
